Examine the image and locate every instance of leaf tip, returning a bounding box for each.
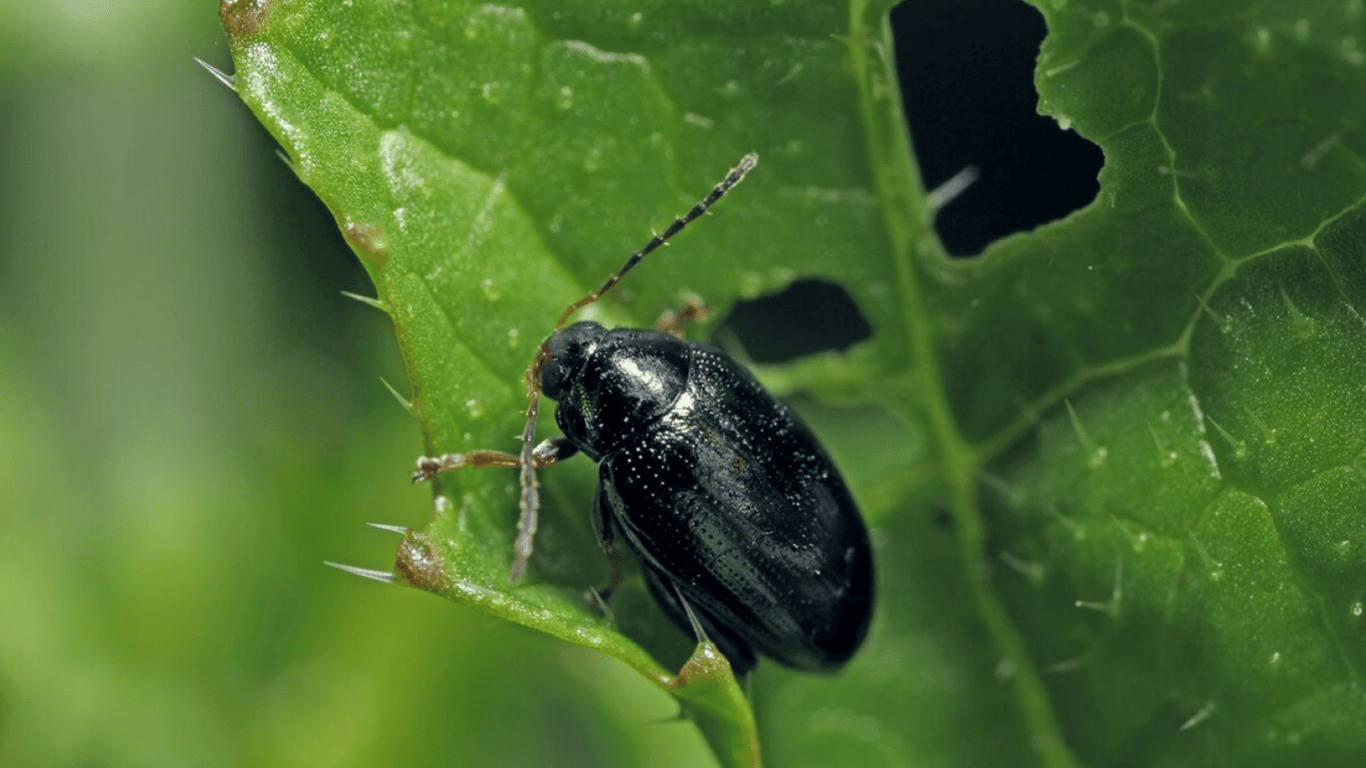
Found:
[926,165,980,213]
[340,290,387,313]
[365,522,410,536]
[379,377,414,415]
[193,57,235,91]
[1179,700,1217,732]
[219,0,273,42]
[340,218,391,267]
[324,561,396,584]
[394,530,448,594]
[669,641,736,691]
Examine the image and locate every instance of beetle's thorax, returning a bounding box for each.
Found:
[538,322,690,460]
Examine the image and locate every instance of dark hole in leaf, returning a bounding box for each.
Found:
[890,0,1104,256]
[717,280,872,364]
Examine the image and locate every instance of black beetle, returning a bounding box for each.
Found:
[413,154,874,674]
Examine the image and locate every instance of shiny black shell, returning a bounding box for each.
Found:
[540,321,874,673]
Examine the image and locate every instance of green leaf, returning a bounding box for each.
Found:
[221,0,1366,765]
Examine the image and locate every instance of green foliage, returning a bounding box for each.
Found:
[222,0,1366,765]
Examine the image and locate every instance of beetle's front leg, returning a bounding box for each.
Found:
[531,434,580,464]
[586,484,626,607]
[412,436,579,482]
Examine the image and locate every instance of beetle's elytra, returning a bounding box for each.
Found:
[413,154,874,674]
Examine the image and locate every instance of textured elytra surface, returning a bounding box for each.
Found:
[220,0,1366,766]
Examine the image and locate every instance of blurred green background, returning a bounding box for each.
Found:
[0,2,713,766]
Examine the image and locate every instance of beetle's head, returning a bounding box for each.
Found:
[536,321,605,400]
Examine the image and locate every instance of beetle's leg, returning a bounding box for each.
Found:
[655,296,708,339]
[586,484,626,606]
[412,449,518,482]
[531,434,579,464]
[411,436,578,483]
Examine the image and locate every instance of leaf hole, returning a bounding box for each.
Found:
[717,280,872,364]
[891,0,1104,256]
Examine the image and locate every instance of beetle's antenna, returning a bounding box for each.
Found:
[510,387,541,581]
[555,152,758,329]
[511,153,758,582]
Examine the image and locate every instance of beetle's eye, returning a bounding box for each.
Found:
[539,357,569,400]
